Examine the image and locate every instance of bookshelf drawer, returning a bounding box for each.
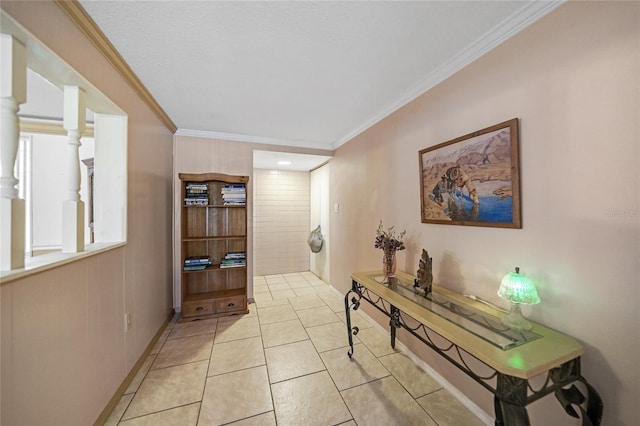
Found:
[216,296,246,313]
[182,301,214,317]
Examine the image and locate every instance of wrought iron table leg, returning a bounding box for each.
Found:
[390,305,400,349]
[579,377,603,426]
[344,281,361,358]
[554,378,603,426]
[551,358,603,425]
[494,396,530,426]
[495,374,530,426]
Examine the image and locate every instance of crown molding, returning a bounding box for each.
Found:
[175,128,334,152]
[333,0,564,149]
[54,0,177,134]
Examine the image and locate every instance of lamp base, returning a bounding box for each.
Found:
[501,303,532,331]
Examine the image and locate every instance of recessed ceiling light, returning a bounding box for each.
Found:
[277,160,292,165]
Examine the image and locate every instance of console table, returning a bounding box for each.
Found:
[344,270,602,426]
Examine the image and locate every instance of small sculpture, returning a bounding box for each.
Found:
[307,225,324,253]
[414,249,433,297]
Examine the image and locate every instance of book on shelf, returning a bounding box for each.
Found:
[184,198,208,206]
[220,258,246,264]
[220,184,246,205]
[186,183,208,190]
[224,252,246,259]
[221,185,245,200]
[219,252,246,268]
[183,264,208,271]
[220,262,246,269]
[184,255,211,265]
[186,191,208,197]
[185,183,209,206]
[221,184,245,190]
[183,256,211,271]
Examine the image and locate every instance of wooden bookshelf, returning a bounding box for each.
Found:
[179,172,249,321]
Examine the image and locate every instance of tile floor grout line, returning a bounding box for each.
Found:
[109,273,483,425]
[267,365,330,386]
[195,317,220,425]
[307,285,383,426]
[147,357,213,373]
[219,409,275,426]
[114,392,134,424]
[261,273,335,424]
[117,316,179,425]
[372,350,439,423]
[258,293,278,424]
[206,361,268,379]
[314,328,357,425]
[120,402,201,425]
[120,352,157,398]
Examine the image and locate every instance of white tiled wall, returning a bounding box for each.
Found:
[253,169,310,275]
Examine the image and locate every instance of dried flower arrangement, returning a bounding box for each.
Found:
[374,221,406,253]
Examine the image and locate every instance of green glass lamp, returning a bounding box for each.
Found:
[497,267,540,331]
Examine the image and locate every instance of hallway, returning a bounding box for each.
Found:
[105,272,484,425]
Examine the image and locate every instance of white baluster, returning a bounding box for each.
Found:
[66,128,82,201]
[0,97,19,198]
[0,34,26,270]
[62,85,86,253]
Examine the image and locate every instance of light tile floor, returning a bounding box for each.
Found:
[105,272,485,426]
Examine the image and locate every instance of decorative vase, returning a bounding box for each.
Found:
[382,250,397,279]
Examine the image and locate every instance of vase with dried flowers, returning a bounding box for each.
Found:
[374,221,406,279]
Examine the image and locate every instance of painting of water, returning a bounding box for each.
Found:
[419,118,521,228]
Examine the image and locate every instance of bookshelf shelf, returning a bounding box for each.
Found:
[182,235,247,242]
[182,264,247,273]
[179,172,249,321]
[181,204,247,209]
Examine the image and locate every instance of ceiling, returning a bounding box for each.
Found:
[253,150,331,171]
[21,1,561,157]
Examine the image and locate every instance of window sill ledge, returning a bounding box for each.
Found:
[0,242,126,285]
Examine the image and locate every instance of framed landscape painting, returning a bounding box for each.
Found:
[419,118,521,228]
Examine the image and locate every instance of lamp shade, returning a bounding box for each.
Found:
[497,267,540,305]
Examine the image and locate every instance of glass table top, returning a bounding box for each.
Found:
[367,274,541,350]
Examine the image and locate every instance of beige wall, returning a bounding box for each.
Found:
[330,2,638,425]
[253,169,311,275]
[172,135,332,306]
[3,1,637,424]
[310,163,330,281]
[1,1,174,424]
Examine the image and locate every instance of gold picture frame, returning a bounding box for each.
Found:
[419,118,521,228]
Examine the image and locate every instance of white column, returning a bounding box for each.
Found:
[62,85,86,253]
[0,35,26,270]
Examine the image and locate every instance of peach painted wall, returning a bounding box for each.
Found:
[172,135,332,306]
[1,1,174,424]
[329,2,639,425]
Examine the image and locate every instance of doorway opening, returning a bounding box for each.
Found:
[252,150,331,281]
